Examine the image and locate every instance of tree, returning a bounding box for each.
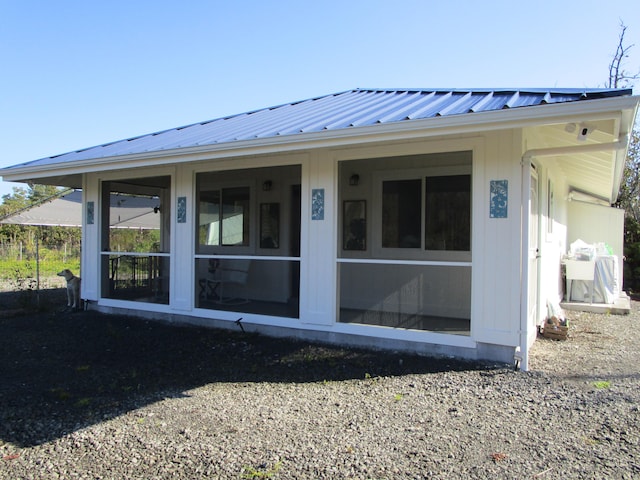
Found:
[609,22,640,290]
[607,22,639,88]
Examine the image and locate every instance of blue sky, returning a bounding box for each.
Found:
[1,0,638,199]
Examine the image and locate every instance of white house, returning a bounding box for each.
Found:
[2,88,638,370]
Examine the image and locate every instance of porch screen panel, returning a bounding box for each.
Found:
[338,262,471,335]
[194,257,300,318]
[100,176,171,305]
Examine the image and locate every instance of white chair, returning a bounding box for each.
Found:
[212,259,251,305]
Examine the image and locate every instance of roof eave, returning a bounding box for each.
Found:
[3,95,638,185]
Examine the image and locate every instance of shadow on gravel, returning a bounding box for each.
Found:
[0,307,491,448]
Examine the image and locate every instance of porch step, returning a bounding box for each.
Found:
[560,292,631,315]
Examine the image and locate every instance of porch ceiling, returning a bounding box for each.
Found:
[526,119,626,202]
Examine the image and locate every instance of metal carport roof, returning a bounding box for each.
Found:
[0,189,159,229]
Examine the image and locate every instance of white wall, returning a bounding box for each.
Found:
[471,130,523,347]
[536,161,569,312]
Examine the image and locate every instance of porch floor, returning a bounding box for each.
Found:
[339,308,471,336]
[196,297,300,318]
[560,292,631,315]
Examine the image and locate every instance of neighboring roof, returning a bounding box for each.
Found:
[2,87,634,170]
[0,189,160,229]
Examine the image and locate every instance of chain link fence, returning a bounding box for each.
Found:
[0,241,81,310]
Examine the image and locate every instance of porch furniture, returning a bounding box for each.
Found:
[202,259,251,305]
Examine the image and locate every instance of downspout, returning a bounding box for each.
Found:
[517,137,628,371]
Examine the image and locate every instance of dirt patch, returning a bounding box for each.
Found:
[530,303,640,381]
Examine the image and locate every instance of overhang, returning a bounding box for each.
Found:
[1,88,638,202]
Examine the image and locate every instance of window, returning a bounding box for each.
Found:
[380,174,470,252]
[382,179,422,248]
[198,186,250,248]
[425,175,470,251]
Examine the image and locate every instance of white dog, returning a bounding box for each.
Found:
[57,269,81,309]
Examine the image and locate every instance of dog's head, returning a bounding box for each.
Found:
[57,269,74,280]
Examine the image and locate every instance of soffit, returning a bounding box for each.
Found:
[526,119,622,201]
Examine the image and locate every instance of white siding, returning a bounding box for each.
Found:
[471,130,523,347]
[172,165,193,311]
[299,150,337,325]
[81,174,100,301]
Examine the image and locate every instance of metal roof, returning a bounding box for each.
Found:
[4,87,633,169]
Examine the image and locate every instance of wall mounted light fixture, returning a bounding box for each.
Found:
[262,180,273,191]
[349,174,360,186]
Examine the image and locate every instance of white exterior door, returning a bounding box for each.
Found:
[528,166,540,328]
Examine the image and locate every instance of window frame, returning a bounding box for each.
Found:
[372,165,472,262]
[196,178,256,255]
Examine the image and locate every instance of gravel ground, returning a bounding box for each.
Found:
[1,290,639,479]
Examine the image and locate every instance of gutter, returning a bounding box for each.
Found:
[517,136,629,371]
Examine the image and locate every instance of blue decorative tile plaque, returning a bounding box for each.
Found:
[177,196,187,223]
[490,180,508,218]
[311,188,324,220]
[86,201,94,225]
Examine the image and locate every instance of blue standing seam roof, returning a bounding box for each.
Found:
[9,87,633,169]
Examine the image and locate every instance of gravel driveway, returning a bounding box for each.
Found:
[1,297,639,479]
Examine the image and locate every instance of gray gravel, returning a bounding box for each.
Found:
[1,299,639,479]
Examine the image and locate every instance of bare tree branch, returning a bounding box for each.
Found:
[608,21,639,88]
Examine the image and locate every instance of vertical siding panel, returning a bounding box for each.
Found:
[81,173,100,302]
[172,165,193,311]
[473,130,521,347]
[299,151,336,325]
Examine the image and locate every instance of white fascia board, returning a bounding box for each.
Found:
[3,95,638,183]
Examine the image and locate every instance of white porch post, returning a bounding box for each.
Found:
[299,152,337,325]
[171,167,193,311]
[81,174,100,302]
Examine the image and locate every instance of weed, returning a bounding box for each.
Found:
[50,387,71,401]
[242,460,282,479]
[364,372,379,382]
[593,380,611,389]
[394,393,403,401]
[75,397,91,407]
[584,436,600,445]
